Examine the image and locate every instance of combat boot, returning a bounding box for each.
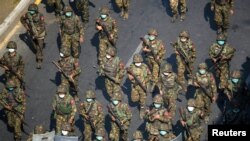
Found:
[120,8,124,18]
[36,60,42,69]
[124,12,129,20]
[139,106,145,119]
[171,14,178,23]
[180,13,186,21]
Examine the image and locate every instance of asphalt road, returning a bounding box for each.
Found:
[0,0,250,141]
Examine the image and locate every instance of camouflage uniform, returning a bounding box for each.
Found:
[52,85,77,134]
[144,95,172,141]
[211,0,234,34]
[96,7,118,66]
[180,99,204,141]
[108,92,132,141]
[0,79,26,141]
[0,41,25,86]
[142,28,166,91]
[76,0,89,24]
[127,54,151,118]
[132,130,145,141]
[169,0,187,22]
[94,127,107,141]
[60,6,84,59]
[57,48,81,99]
[47,0,64,17]
[60,122,76,136]
[100,47,125,98]
[114,0,130,19]
[79,90,105,141]
[27,124,47,141]
[172,31,196,92]
[157,123,176,141]
[191,63,217,123]
[209,34,235,89]
[20,4,46,69]
[158,63,182,118]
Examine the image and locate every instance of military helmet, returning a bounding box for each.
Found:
[60,47,71,57]
[28,3,38,12]
[95,127,106,136]
[153,94,163,104]
[6,79,16,88]
[133,130,143,139]
[231,70,241,79]
[198,63,207,70]
[148,28,158,36]
[179,30,189,38]
[112,91,122,101]
[133,54,143,63]
[106,47,116,57]
[187,99,196,107]
[6,41,17,49]
[61,123,71,131]
[99,6,110,15]
[86,90,96,99]
[162,63,173,73]
[64,5,73,13]
[57,84,68,94]
[34,125,45,134]
[216,33,226,41]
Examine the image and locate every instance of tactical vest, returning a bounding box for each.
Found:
[60,58,75,76]
[160,73,177,89]
[130,64,148,84]
[177,39,194,58]
[147,40,162,58]
[196,73,211,88]
[103,57,119,77]
[185,110,201,128]
[3,53,21,71]
[56,96,72,115]
[85,102,100,118]
[146,108,167,135]
[61,16,77,35]
[98,17,115,38]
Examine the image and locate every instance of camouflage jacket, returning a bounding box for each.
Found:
[127,63,151,85]
[180,108,203,129]
[96,16,118,39]
[52,94,77,117]
[211,0,234,8]
[209,43,236,64]
[143,39,166,61]
[58,57,81,77]
[60,15,84,36]
[158,72,181,93]
[174,38,196,63]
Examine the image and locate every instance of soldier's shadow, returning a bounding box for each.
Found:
[75,116,84,137]
[204,2,217,31]
[49,110,56,131]
[91,32,100,59]
[42,0,55,13]
[104,114,112,137]
[49,71,61,86]
[166,53,178,73]
[0,74,6,84]
[56,33,61,51]
[0,109,14,133]
[95,76,110,102]
[137,120,148,139]
[122,78,137,107]
[161,0,173,17]
[19,33,37,54]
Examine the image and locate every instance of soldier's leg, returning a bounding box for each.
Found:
[138,86,146,119]
[5,111,14,128]
[55,115,66,134]
[123,0,130,19]
[61,34,71,54]
[82,0,89,24]
[218,63,229,89]
[177,57,187,92]
[13,114,22,140]
[204,97,211,123]
[169,96,177,118]
[169,0,178,22]
[180,0,187,21]
[131,85,140,103]
[109,122,120,141]
[54,0,63,16]
[214,5,224,34]
[222,6,230,34]
[72,75,80,101]
[105,79,113,98]
[121,130,129,141]
[83,122,93,141]
[151,60,160,91]
[115,0,123,16]
[72,35,81,59]
[98,39,108,66]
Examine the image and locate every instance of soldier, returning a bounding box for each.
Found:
[179,99,204,141]
[157,123,176,141]
[94,127,107,141]
[169,0,187,22]
[96,6,118,66]
[172,30,196,92]
[114,0,130,19]
[127,54,151,119]
[108,91,132,141]
[99,47,125,98]
[144,95,172,141]
[0,41,24,86]
[132,130,144,141]
[76,0,89,24]
[141,28,166,92]
[211,0,234,34]
[60,6,84,59]
[190,63,217,123]
[0,79,26,141]
[20,3,46,69]
[79,90,105,141]
[56,47,81,101]
[47,0,65,17]
[27,124,55,141]
[209,33,235,89]
[52,84,77,134]
[158,63,182,119]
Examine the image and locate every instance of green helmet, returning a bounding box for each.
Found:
[179,30,189,38]
[198,63,207,70]
[216,33,226,41]
[148,28,158,36]
[153,94,163,104]
[231,70,241,79]
[133,130,143,139]
[28,3,38,12]
[64,5,73,13]
[34,125,45,134]
[187,99,196,107]
[6,41,17,49]
[99,6,110,15]
[61,123,71,131]
[162,63,173,73]
[95,127,106,136]
[57,84,68,94]
[60,47,71,57]
[86,90,96,99]
[112,91,122,101]
[133,54,143,63]
[106,47,116,57]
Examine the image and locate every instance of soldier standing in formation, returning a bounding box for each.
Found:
[169,0,187,22]
[60,6,84,59]
[76,0,90,24]
[211,0,234,34]
[99,47,125,98]
[52,84,77,134]
[114,0,130,19]
[0,79,26,141]
[79,90,105,141]
[20,3,46,69]
[209,33,235,90]
[96,6,118,66]
[142,28,166,92]
[108,91,132,141]
[127,54,151,119]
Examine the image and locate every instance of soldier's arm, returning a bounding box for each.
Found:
[158,110,171,122]
[122,104,132,123]
[111,19,118,36]
[17,55,25,75]
[72,59,81,77]
[76,16,84,37]
[97,103,105,122]
[20,14,29,29]
[117,60,125,81]
[70,97,77,118]
[17,90,26,114]
[209,45,216,60]
[224,46,236,60]
[157,40,166,59]
[190,42,196,62]
[38,14,46,35]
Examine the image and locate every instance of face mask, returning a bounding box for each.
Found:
[199,69,206,75]
[96,136,103,140]
[61,130,69,136]
[163,72,169,76]
[148,35,155,41]
[154,103,161,109]
[8,87,14,91]
[100,14,107,19]
[59,94,65,98]
[180,37,187,42]
[112,100,119,106]
[217,40,225,46]
[60,53,64,57]
[106,54,111,59]
[135,63,142,67]
[86,98,93,102]
[233,108,240,113]
[29,11,35,15]
[8,49,15,53]
[159,130,167,136]
[187,106,194,112]
[232,78,239,84]
[65,12,72,17]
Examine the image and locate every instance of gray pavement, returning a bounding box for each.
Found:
[0,0,250,141]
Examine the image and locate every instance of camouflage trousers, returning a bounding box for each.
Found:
[61,74,80,95]
[214,4,231,30]
[185,126,203,141]
[98,38,111,66]
[84,120,104,141]
[109,122,128,141]
[32,38,44,62]
[5,110,22,139]
[115,0,130,10]
[195,90,212,122]
[169,0,187,16]
[162,87,180,118]
[131,84,146,107]
[76,0,89,23]
[61,33,81,58]
[54,0,64,16]
[55,114,74,134]
[215,62,229,89]
[146,57,160,87]
[105,78,121,98]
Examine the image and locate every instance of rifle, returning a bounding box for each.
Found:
[178,107,194,141]
[107,104,125,131]
[96,20,116,47]
[194,80,213,103]
[81,102,95,130]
